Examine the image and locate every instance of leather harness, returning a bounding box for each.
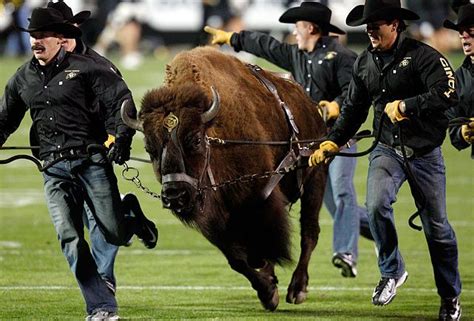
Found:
[247,64,304,199]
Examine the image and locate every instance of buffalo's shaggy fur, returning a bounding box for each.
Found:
[139,46,328,310]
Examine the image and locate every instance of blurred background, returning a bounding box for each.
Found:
[0,0,467,70]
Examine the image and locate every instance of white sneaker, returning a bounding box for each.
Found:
[85,310,120,321]
[372,271,408,306]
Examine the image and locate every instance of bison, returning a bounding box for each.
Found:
[123,46,328,311]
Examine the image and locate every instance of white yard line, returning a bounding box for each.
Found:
[1,285,472,294]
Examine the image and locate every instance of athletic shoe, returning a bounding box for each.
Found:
[123,193,158,249]
[439,296,461,321]
[332,253,357,278]
[85,310,120,320]
[372,271,408,306]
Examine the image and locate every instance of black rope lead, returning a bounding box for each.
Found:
[398,123,424,231]
[0,154,43,171]
[325,114,424,231]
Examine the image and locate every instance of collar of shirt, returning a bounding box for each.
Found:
[313,36,337,51]
[462,56,474,75]
[74,39,87,55]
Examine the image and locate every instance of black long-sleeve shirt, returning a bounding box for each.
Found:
[446,57,474,151]
[0,47,135,159]
[74,39,137,136]
[328,34,459,155]
[231,31,357,107]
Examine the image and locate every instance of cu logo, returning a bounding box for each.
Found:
[163,112,179,132]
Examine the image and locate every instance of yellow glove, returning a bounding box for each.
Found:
[461,118,474,144]
[104,134,116,149]
[308,141,339,166]
[319,100,340,121]
[384,100,408,123]
[204,25,233,45]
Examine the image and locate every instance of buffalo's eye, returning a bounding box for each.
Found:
[184,132,203,153]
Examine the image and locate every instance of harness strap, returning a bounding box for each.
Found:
[247,64,300,135]
[247,64,305,199]
[162,173,199,190]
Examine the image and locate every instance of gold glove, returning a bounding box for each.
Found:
[461,118,474,144]
[204,25,233,45]
[308,140,339,166]
[384,100,408,123]
[319,100,340,121]
[104,134,116,149]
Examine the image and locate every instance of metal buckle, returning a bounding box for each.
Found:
[394,145,414,158]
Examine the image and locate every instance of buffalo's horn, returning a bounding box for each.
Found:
[201,86,220,124]
[121,99,144,132]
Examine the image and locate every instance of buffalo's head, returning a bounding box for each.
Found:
[122,83,220,219]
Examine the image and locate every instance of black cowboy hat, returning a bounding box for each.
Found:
[47,0,91,24]
[443,4,474,31]
[279,2,346,35]
[19,7,82,38]
[346,0,419,27]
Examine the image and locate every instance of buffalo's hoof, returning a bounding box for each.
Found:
[286,290,307,304]
[259,287,279,311]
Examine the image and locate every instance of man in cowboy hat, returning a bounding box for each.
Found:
[308,0,462,319]
[204,1,374,279]
[46,1,160,305]
[0,7,158,320]
[444,3,474,156]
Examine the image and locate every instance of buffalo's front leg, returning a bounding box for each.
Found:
[286,168,326,304]
[228,258,279,311]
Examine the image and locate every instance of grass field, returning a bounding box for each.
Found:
[0,49,473,320]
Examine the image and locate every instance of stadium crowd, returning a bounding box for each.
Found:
[0,0,467,67]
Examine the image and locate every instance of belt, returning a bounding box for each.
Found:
[43,146,89,162]
[380,143,433,159]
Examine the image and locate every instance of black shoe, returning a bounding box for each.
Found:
[372,271,408,306]
[332,253,357,278]
[123,193,158,249]
[439,296,461,321]
[360,224,374,241]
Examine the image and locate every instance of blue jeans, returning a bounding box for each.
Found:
[324,143,369,261]
[83,203,119,290]
[43,153,134,314]
[367,144,461,298]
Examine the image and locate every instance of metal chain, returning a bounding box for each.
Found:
[121,161,308,199]
[198,163,306,192]
[121,163,161,199]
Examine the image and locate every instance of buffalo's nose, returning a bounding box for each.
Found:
[161,185,191,212]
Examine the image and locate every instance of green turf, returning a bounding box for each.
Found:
[0,50,473,320]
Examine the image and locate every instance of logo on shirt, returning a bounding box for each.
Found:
[439,58,456,98]
[65,70,80,80]
[324,51,337,60]
[399,57,411,68]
